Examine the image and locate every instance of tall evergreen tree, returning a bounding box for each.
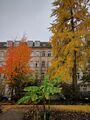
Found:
[49,0,90,99]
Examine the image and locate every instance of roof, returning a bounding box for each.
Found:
[0,41,52,48]
[40,42,51,48]
[0,42,7,48]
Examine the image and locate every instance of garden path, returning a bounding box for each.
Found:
[0,109,24,120]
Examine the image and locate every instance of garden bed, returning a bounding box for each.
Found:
[23,106,90,120]
[0,105,90,120]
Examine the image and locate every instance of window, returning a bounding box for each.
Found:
[34,41,40,47]
[83,87,87,91]
[27,41,33,47]
[32,51,40,57]
[7,41,14,47]
[0,73,4,79]
[77,73,80,80]
[35,61,39,68]
[31,51,34,56]
[47,51,51,57]
[42,43,46,47]
[35,51,40,56]
[48,62,51,67]
[42,51,45,57]
[41,73,45,79]
[35,63,38,68]
[0,61,5,66]
[29,61,34,67]
[14,41,20,46]
[42,61,45,67]
[0,51,4,57]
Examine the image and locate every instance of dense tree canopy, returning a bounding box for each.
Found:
[49,0,90,83]
[3,39,32,85]
[0,37,32,98]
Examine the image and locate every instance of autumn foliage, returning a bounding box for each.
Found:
[49,0,90,81]
[1,40,32,85]
[0,67,3,73]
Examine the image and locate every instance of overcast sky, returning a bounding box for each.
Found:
[0,0,53,42]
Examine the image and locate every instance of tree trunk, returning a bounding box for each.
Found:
[70,8,77,102]
[72,50,77,102]
[11,86,14,101]
[0,105,2,113]
[43,98,46,120]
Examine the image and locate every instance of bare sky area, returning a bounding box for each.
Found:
[0,0,89,42]
[0,0,53,42]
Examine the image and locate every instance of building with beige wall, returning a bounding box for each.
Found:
[0,41,52,80]
[0,40,90,96]
[0,41,52,97]
[28,41,52,79]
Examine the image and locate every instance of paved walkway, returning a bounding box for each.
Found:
[0,109,24,120]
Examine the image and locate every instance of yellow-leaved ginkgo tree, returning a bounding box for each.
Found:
[49,0,90,100]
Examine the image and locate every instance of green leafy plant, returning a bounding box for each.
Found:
[17,75,61,104]
[17,75,61,120]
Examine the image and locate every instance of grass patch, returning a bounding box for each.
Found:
[1,105,90,112]
[51,105,90,113]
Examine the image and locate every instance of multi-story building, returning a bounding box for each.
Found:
[29,41,52,79]
[0,40,90,96]
[0,40,52,80]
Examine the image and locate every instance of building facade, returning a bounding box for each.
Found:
[0,41,52,80]
[0,40,90,93]
[28,41,52,79]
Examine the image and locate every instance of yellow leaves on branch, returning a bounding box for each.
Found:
[64,39,83,55]
[48,62,72,82]
[79,18,90,30]
[49,0,90,82]
[74,7,88,20]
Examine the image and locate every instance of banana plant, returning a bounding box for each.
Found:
[17,75,61,104]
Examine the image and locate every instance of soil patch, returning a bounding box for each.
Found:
[24,108,90,120]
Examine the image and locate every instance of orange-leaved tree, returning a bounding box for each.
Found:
[2,38,32,99]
